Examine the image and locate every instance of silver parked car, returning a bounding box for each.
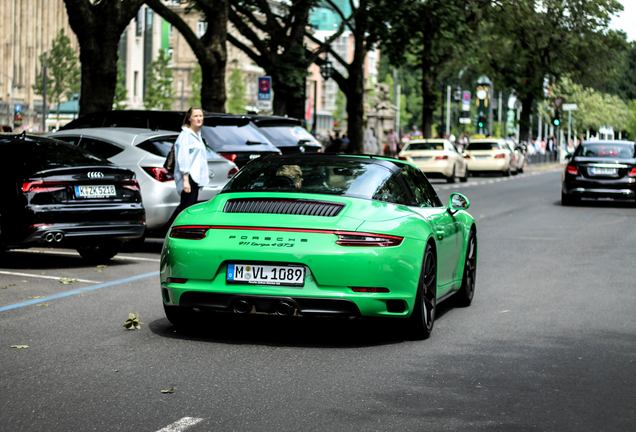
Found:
[50,128,238,233]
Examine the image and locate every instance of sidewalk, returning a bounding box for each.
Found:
[525,161,564,173]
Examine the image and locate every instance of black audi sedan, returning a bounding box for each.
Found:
[561,140,636,205]
[0,133,145,262]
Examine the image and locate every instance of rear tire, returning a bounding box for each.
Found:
[561,191,577,206]
[77,242,120,263]
[454,228,477,307]
[406,244,437,340]
[446,167,456,183]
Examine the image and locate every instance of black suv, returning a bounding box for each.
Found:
[247,115,323,154]
[60,110,281,168]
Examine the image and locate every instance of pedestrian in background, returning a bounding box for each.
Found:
[172,107,209,219]
[385,128,399,157]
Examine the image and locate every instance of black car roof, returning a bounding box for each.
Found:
[246,115,303,127]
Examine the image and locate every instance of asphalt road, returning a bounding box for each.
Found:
[1,166,635,432]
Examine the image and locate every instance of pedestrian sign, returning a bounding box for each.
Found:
[258,76,272,101]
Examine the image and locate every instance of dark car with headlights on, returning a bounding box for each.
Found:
[562,140,636,205]
[0,134,145,262]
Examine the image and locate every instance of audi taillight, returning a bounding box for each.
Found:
[169,225,209,240]
[336,232,403,247]
[142,167,174,182]
[566,165,579,175]
[21,180,66,193]
[227,167,239,178]
[122,179,141,191]
[434,155,449,160]
[628,167,636,177]
[494,153,506,159]
[220,153,238,162]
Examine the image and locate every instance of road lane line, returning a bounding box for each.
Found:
[0,271,158,313]
[10,249,161,262]
[156,417,204,432]
[0,270,100,283]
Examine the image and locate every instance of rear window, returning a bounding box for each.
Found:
[257,126,320,147]
[405,142,445,151]
[201,124,272,150]
[136,137,178,157]
[22,139,110,172]
[576,142,635,159]
[467,141,501,151]
[224,157,394,199]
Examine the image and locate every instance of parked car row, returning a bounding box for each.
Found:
[398,137,527,181]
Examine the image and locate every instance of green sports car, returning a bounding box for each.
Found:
[160,154,477,339]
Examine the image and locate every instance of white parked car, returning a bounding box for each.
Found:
[50,128,238,234]
[464,138,516,176]
[398,138,468,183]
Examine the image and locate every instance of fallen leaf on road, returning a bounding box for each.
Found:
[36,303,49,307]
[28,295,44,299]
[10,345,29,349]
[59,277,77,285]
[123,312,142,330]
[96,265,107,272]
[160,387,176,394]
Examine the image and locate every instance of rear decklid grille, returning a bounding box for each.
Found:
[224,198,344,217]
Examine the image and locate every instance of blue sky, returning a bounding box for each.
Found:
[611,0,635,41]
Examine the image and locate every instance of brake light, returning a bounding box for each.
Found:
[434,155,449,160]
[220,153,238,162]
[122,179,141,191]
[494,153,506,159]
[351,287,390,293]
[463,154,471,159]
[169,225,209,240]
[227,167,239,178]
[628,167,636,177]
[566,165,579,175]
[142,166,174,182]
[21,180,66,193]
[336,232,403,247]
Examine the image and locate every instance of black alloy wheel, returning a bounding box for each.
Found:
[455,228,477,307]
[407,243,437,340]
[447,166,456,183]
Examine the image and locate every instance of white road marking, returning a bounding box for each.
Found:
[9,249,160,262]
[156,417,204,432]
[0,270,100,283]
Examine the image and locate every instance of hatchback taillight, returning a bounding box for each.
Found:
[142,167,174,182]
[220,153,238,162]
[169,225,209,240]
[336,232,403,247]
[21,180,66,193]
[628,167,636,177]
[566,165,579,175]
[434,155,449,160]
[122,179,141,191]
[494,153,506,159]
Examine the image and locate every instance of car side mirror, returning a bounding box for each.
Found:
[448,192,470,215]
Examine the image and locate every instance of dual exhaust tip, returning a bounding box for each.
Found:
[43,231,65,243]
[232,298,297,317]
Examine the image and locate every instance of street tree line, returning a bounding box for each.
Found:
[50,0,635,152]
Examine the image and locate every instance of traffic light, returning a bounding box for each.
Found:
[552,110,561,127]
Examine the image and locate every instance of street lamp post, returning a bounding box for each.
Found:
[312,59,333,136]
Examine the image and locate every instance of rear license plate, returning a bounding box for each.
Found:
[589,167,617,176]
[413,156,431,161]
[475,155,490,159]
[74,185,116,198]
[227,263,305,287]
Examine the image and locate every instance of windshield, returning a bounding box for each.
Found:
[223,157,393,199]
[467,141,501,151]
[258,126,320,147]
[201,123,273,150]
[21,139,110,172]
[576,142,635,159]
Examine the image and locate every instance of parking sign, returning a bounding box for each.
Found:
[258,76,272,101]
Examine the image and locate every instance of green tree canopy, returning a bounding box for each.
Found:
[144,49,174,110]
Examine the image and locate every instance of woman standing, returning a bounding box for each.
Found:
[172,107,209,218]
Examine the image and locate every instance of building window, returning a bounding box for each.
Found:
[134,71,139,97]
[197,21,207,37]
[135,9,143,36]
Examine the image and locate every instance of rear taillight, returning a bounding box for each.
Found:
[227,167,239,178]
[494,153,506,159]
[169,225,209,240]
[434,155,449,160]
[463,154,471,159]
[142,167,174,182]
[628,167,636,177]
[336,232,403,247]
[21,180,66,193]
[122,179,141,191]
[220,153,238,162]
[566,165,579,175]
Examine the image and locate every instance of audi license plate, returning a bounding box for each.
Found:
[227,263,305,287]
[75,185,116,198]
[589,167,617,176]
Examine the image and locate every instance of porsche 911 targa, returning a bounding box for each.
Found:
[160,154,477,339]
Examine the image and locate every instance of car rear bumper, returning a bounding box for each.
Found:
[23,221,146,245]
[466,159,508,171]
[563,178,636,200]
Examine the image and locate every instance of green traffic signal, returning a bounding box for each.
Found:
[552,118,561,127]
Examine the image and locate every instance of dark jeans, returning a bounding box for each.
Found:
[170,178,200,224]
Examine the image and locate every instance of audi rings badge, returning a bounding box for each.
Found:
[87,171,104,179]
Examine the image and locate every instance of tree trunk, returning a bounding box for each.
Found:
[345,70,365,154]
[271,74,306,120]
[421,67,436,139]
[518,94,534,143]
[200,0,227,112]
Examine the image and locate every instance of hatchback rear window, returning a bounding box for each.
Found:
[23,140,110,172]
[467,142,501,150]
[576,143,635,159]
[201,124,272,150]
[405,142,445,151]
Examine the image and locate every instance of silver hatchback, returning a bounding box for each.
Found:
[50,128,238,233]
